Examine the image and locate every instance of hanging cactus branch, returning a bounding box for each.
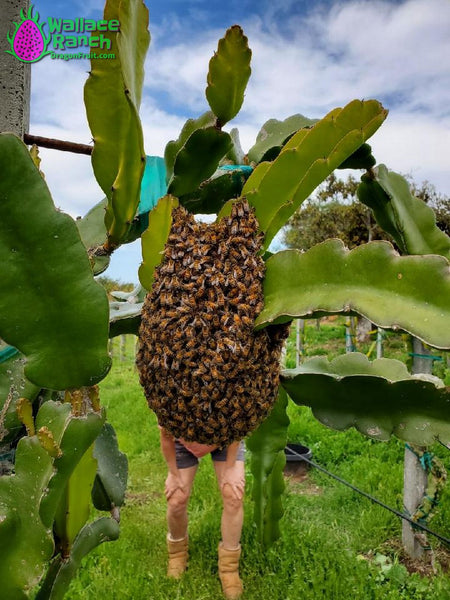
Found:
[256,241,450,349]
[242,99,388,250]
[164,111,216,183]
[358,164,450,259]
[281,354,450,445]
[0,134,111,390]
[247,114,318,164]
[247,388,289,546]
[84,0,150,248]
[167,127,233,197]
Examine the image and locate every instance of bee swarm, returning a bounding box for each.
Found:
[136,199,289,446]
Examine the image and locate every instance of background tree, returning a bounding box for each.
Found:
[96,276,134,299]
[283,172,449,251]
[408,178,450,236]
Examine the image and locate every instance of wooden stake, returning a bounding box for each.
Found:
[23,133,93,155]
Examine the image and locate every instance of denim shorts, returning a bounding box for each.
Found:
[175,440,245,469]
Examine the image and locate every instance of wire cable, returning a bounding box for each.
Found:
[285,446,450,547]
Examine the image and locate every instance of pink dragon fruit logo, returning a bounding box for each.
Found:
[6,5,51,63]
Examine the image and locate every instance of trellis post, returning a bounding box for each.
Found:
[0,1,31,474]
[402,338,433,558]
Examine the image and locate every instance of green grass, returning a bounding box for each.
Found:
[284,317,449,381]
[64,335,450,600]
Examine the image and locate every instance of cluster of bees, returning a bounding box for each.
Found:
[136,199,289,446]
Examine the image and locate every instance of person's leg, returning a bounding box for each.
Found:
[166,463,197,540]
[213,459,245,549]
[213,443,245,599]
[165,442,198,578]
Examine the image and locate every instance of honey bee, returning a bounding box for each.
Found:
[217,241,228,256]
[232,267,244,280]
[171,341,183,353]
[231,409,243,421]
[234,203,245,218]
[185,326,196,339]
[239,224,256,238]
[193,365,207,377]
[248,413,259,426]
[203,423,216,436]
[211,387,221,401]
[240,345,250,358]
[232,314,242,327]
[216,397,228,410]
[177,398,187,413]
[218,413,228,426]
[195,287,206,301]
[180,385,191,398]
[209,273,223,287]
[236,303,250,314]
[228,297,241,308]
[165,259,175,273]
[210,365,221,379]
[242,399,254,414]
[234,420,247,433]
[164,309,178,319]
[194,258,208,271]
[220,315,231,328]
[199,244,212,257]
[177,305,191,315]
[215,290,225,306]
[204,300,217,312]
[222,337,237,353]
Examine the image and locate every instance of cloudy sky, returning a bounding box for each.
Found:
[28,0,450,283]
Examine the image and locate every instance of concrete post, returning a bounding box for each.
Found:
[0,0,31,136]
[0,1,31,473]
[402,338,433,559]
[402,445,428,559]
[120,334,126,361]
[376,328,383,359]
[295,319,304,367]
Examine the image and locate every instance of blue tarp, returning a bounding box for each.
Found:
[138,156,167,216]
[0,345,19,364]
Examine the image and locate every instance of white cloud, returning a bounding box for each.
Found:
[143,0,450,192]
[369,111,450,192]
[140,100,186,156]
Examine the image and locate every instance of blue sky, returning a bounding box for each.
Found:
[27,0,450,283]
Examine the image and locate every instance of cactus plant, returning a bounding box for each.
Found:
[1,1,449,596]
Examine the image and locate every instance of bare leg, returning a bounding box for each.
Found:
[214,460,245,549]
[166,465,197,539]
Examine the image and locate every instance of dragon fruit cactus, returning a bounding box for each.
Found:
[6,5,51,63]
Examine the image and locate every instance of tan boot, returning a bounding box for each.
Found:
[218,543,243,599]
[167,535,188,579]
